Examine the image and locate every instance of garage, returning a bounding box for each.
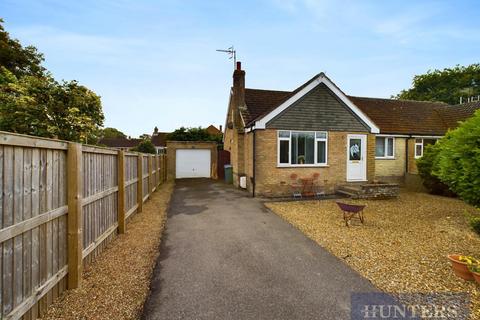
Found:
[175,149,211,178]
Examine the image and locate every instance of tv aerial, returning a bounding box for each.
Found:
[216,46,236,66]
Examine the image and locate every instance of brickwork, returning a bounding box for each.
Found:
[375,137,406,182]
[407,138,418,174]
[253,129,376,197]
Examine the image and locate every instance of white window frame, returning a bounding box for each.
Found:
[414,138,423,159]
[375,137,395,159]
[277,130,328,167]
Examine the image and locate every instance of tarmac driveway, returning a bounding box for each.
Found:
[142,179,379,320]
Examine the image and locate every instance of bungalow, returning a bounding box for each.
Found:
[223,62,480,197]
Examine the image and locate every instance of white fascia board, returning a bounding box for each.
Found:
[376,134,410,138]
[254,74,380,133]
[412,135,444,139]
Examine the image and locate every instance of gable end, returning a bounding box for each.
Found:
[266,83,370,132]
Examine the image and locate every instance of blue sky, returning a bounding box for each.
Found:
[1,0,479,137]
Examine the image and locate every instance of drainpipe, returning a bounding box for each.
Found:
[252,129,256,197]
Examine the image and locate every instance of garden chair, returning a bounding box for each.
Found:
[312,173,326,199]
[289,173,302,199]
[336,202,365,227]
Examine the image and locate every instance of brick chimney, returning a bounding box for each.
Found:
[232,61,246,128]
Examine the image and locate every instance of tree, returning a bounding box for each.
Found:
[430,110,480,207]
[395,64,480,105]
[131,139,156,154]
[0,19,45,77]
[100,127,126,139]
[167,126,222,143]
[0,67,104,143]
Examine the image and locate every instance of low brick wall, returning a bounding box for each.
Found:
[359,183,400,199]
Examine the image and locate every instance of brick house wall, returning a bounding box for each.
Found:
[251,129,376,197]
[374,137,407,183]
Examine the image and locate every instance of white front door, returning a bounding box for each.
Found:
[346,134,367,181]
[175,149,211,178]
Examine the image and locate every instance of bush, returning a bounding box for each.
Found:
[470,217,480,235]
[433,109,480,207]
[416,144,455,196]
[131,140,156,154]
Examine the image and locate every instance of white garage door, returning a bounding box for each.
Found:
[175,149,211,178]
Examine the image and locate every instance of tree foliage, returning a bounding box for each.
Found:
[422,110,480,207]
[0,18,45,77]
[131,139,156,154]
[395,64,480,105]
[416,144,455,197]
[101,127,126,139]
[0,67,104,143]
[0,19,104,143]
[167,126,222,143]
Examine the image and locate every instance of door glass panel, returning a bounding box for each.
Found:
[349,138,361,161]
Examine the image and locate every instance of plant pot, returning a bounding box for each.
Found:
[473,271,480,285]
[447,255,474,281]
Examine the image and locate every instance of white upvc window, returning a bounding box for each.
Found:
[414,138,438,159]
[375,137,395,159]
[277,130,328,166]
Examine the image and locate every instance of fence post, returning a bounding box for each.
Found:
[67,143,83,289]
[148,155,153,195]
[156,155,160,187]
[117,150,126,233]
[137,154,143,212]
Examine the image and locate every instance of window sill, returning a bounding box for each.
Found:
[277,164,329,168]
[375,157,396,160]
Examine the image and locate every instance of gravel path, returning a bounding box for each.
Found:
[266,191,480,319]
[42,182,174,320]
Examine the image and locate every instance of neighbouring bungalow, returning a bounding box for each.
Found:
[99,127,168,154]
[223,62,480,197]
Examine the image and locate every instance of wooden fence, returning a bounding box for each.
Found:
[0,132,167,320]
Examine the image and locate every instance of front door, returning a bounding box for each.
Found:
[346,134,367,181]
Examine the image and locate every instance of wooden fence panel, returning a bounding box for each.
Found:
[81,148,118,264]
[0,132,165,320]
[124,155,138,219]
[0,138,68,320]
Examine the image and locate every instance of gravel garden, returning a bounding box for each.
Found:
[266,191,480,319]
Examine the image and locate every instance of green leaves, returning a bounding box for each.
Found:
[0,67,104,143]
[420,110,480,207]
[0,19,104,143]
[166,126,222,143]
[131,140,156,154]
[395,64,480,105]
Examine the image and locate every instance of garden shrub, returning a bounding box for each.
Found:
[470,217,480,235]
[416,143,455,196]
[433,110,480,207]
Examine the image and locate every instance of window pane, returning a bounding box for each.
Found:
[305,133,314,164]
[415,144,422,157]
[279,131,290,138]
[291,133,298,164]
[376,137,385,157]
[424,139,436,146]
[349,139,361,161]
[317,141,326,163]
[291,132,314,164]
[415,138,423,144]
[316,132,327,139]
[387,138,394,157]
[279,140,289,163]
